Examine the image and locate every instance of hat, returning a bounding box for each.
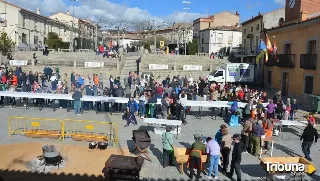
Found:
[232,134,241,139]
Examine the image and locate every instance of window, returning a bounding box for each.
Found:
[214,71,223,77]
[256,24,259,31]
[308,40,316,54]
[228,35,233,42]
[240,69,250,77]
[244,29,247,34]
[267,71,272,84]
[22,16,26,28]
[22,33,27,43]
[262,23,264,29]
[284,43,291,54]
[59,28,62,36]
[255,36,259,51]
[217,33,223,43]
[34,35,38,44]
[201,47,204,52]
[243,39,247,48]
[44,22,47,32]
[304,76,314,94]
[201,37,204,44]
[251,26,253,32]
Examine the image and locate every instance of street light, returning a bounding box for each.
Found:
[69,0,78,52]
[182,1,191,55]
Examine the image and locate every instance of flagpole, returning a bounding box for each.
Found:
[261,30,267,88]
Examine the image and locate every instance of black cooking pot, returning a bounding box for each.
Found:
[89,142,97,149]
[97,142,108,150]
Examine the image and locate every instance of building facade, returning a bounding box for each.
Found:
[231,8,285,64]
[198,26,242,53]
[193,11,240,38]
[154,23,193,45]
[0,0,71,50]
[264,0,320,97]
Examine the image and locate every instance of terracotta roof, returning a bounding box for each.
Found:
[265,16,320,32]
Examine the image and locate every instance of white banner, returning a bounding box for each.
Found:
[149,64,168,70]
[9,60,27,66]
[84,62,104,68]
[183,65,202,71]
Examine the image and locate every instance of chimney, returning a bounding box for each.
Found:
[66,10,70,15]
[36,8,40,15]
[258,12,260,15]
[236,11,239,16]
[278,17,284,27]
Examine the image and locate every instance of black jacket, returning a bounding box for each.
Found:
[72,91,82,101]
[161,98,169,111]
[232,142,244,163]
[300,125,318,143]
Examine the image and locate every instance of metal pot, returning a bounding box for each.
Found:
[89,142,97,149]
[97,142,108,150]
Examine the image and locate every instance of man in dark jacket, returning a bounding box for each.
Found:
[161,95,170,119]
[124,97,138,127]
[189,136,206,180]
[228,134,244,181]
[300,122,318,161]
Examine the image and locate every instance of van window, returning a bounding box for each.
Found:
[240,69,250,77]
[214,71,223,77]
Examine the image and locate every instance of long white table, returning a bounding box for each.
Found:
[273,120,307,137]
[143,118,182,136]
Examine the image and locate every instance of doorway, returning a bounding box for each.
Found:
[281,72,289,96]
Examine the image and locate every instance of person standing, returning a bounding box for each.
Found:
[161,95,170,119]
[162,126,174,168]
[300,122,318,161]
[221,128,232,173]
[189,136,206,180]
[241,118,252,153]
[205,137,220,180]
[124,97,138,127]
[227,134,244,181]
[250,120,265,156]
[72,88,82,115]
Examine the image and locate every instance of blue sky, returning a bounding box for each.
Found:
[9,0,285,24]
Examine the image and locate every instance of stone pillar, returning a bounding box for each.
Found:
[73,59,77,68]
[173,64,176,70]
[240,57,244,63]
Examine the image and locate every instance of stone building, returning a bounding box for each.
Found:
[0,0,73,50]
[198,26,242,53]
[263,0,320,97]
[193,11,240,38]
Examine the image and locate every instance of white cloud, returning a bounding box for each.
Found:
[274,0,285,6]
[6,0,204,28]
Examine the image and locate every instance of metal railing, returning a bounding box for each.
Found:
[277,54,296,68]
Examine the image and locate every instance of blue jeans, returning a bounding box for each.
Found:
[74,100,81,114]
[290,111,295,120]
[208,154,220,177]
[139,103,145,116]
[150,106,155,118]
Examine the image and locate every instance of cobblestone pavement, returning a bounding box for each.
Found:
[0,104,319,181]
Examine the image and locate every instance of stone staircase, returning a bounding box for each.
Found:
[119,55,140,85]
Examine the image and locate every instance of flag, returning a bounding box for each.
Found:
[258,39,267,51]
[256,50,266,64]
[273,40,278,60]
[266,34,273,53]
[265,51,268,62]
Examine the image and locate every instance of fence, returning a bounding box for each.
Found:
[7,117,119,146]
[64,119,118,146]
[8,117,64,141]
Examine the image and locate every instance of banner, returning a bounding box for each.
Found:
[183,65,202,71]
[84,62,104,68]
[149,64,168,70]
[9,60,27,66]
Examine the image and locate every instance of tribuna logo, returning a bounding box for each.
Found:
[265,162,305,172]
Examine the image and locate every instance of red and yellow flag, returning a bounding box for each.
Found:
[266,34,273,53]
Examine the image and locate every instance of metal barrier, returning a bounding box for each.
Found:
[8,117,64,141]
[64,119,119,146]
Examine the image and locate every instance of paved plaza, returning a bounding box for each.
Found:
[0,105,319,181]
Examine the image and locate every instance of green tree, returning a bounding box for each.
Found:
[46,32,70,50]
[0,31,15,59]
[187,39,198,55]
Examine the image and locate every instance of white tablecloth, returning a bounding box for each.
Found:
[143,118,182,126]
[280,120,306,127]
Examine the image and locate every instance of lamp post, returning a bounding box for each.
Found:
[150,20,167,54]
[182,1,191,55]
[69,0,77,52]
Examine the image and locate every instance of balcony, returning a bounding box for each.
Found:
[264,54,278,66]
[276,54,296,68]
[231,46,257,55]
[300,54,317,70]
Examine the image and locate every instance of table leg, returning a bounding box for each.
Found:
[53,99,56,112]
[271,141,274,156]
[66,101,69,112]
[180,163,183,174]
[177,126,179,135]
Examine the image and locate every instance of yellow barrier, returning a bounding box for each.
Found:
[63,119,119,146]
[8,116,64,141]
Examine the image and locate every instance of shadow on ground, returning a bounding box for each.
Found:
[273,143,301,157]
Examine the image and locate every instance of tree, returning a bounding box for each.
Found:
[187,39,198,55]
[46,32,70,50]
[0,31,15,59]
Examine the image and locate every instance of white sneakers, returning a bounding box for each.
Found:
[205,175,218,180]
[140,116,144,119]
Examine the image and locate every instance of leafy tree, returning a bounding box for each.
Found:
[0,31,15,59]
[187,39,198,55]
[46,32,70,50]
